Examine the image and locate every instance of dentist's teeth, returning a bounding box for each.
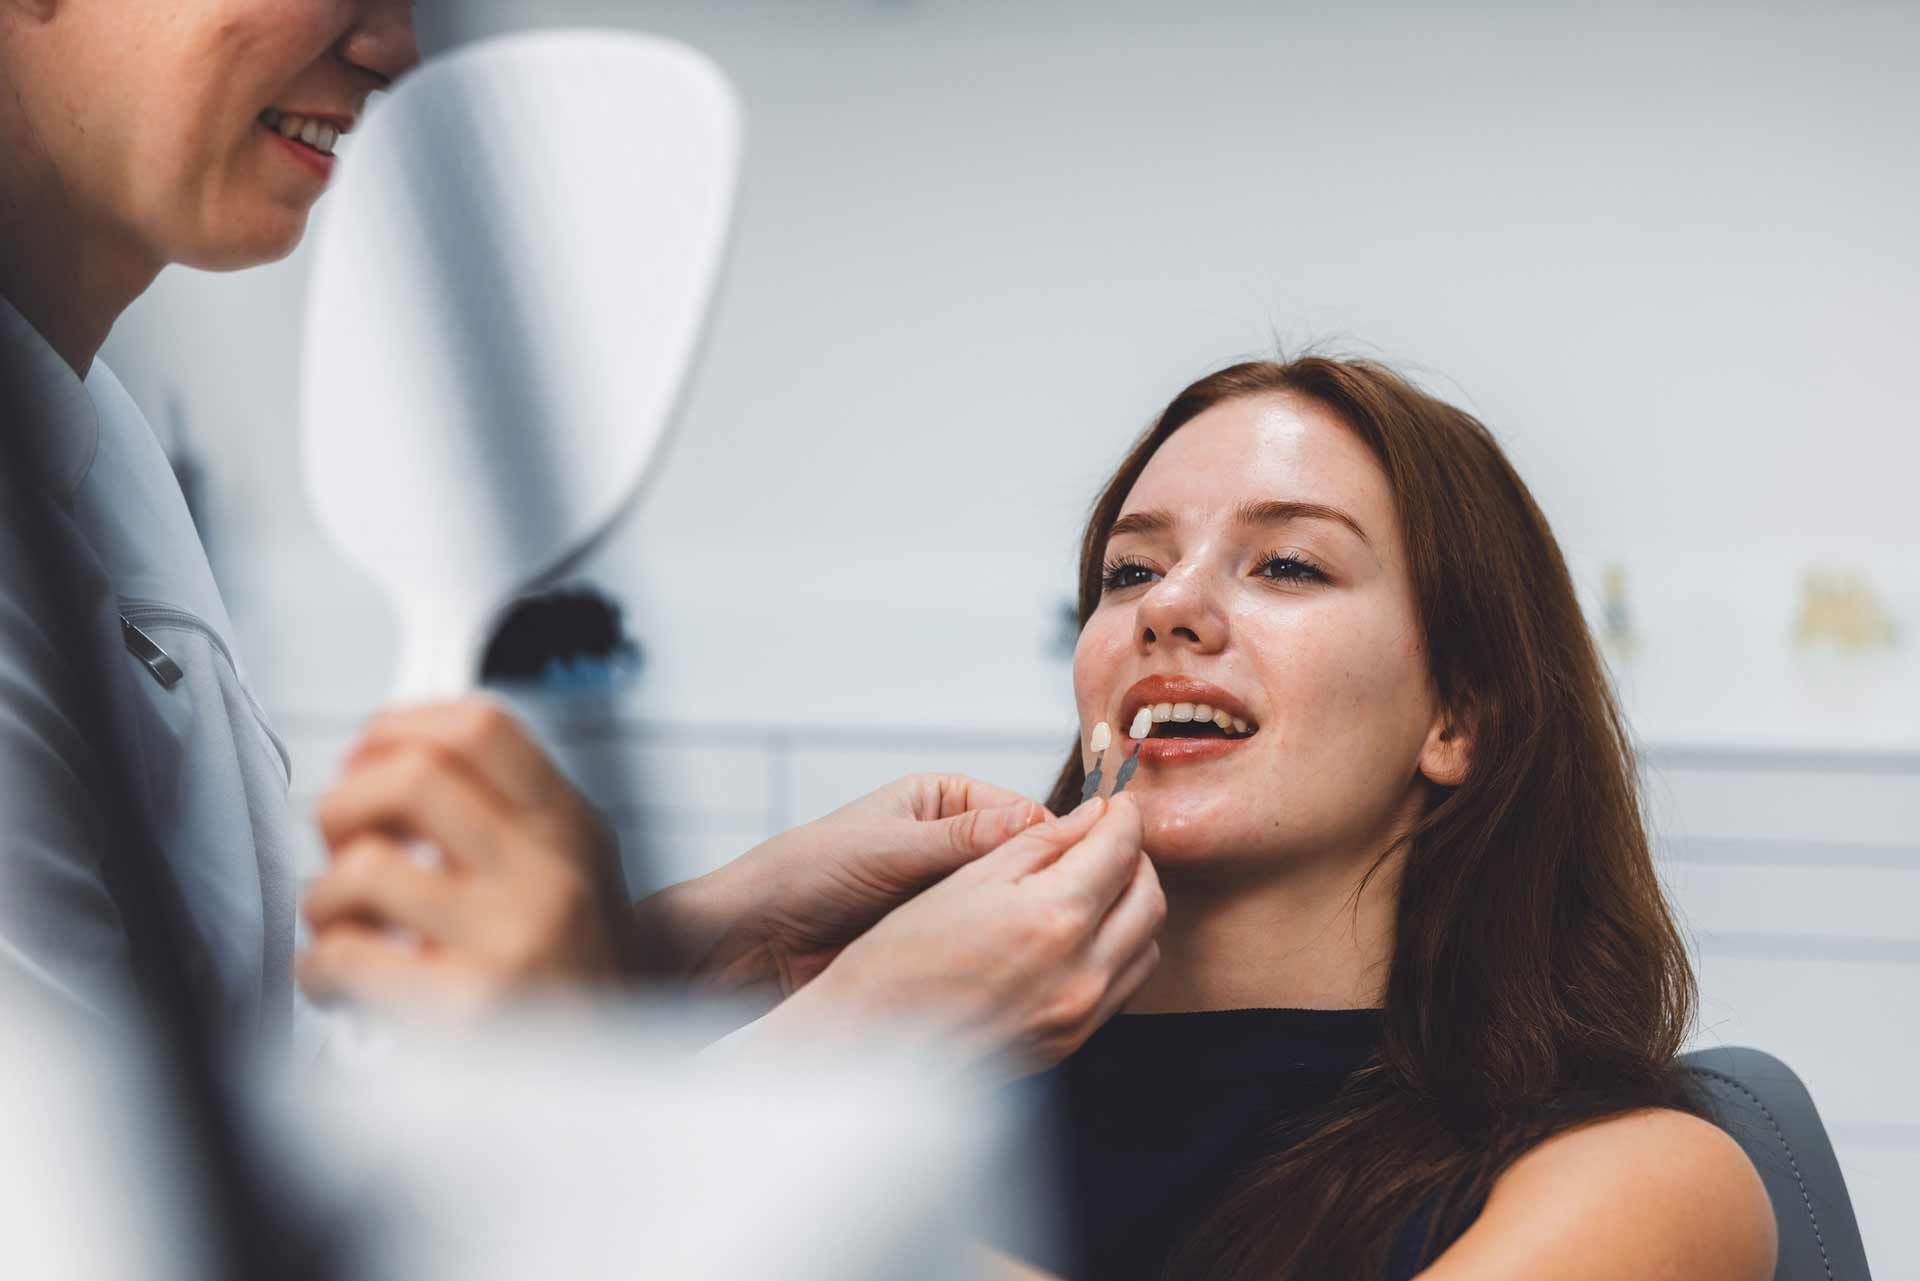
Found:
[1089,721,1111,753]
[1151,703,1173,723]
[1213,709,1233,730]
[1129,708,1153,739]
[1171,702,1194,722]
[264,111,342,156]
[1193,703,1213,722]
[1232,717,1249,734]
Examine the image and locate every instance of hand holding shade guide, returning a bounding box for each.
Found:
[301,31,742,700]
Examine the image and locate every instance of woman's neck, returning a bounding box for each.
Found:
[0,81,158,377]
[1123,840,1402,1014]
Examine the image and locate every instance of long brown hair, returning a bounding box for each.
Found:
[1045,357,1701,1279]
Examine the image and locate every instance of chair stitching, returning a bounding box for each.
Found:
[1687,1066,1834,1281]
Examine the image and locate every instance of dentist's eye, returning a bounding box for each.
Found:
[1100,557,1160,593]
[1254,552,1327,584]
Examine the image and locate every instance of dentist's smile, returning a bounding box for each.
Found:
[258,106,350,179]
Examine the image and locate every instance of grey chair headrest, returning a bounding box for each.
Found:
[1680,1046,1873,1281]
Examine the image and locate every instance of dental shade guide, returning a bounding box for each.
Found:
[1109,708,1154,796]
[1080,721,1112,804]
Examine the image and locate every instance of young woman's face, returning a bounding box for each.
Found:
[1073,394,1465,878]
[14,0,418,269]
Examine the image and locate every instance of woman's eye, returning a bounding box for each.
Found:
[1100,561,1159,592]
[1256,554,1326,583]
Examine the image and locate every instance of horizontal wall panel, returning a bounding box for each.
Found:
[1644,762,1920,848]
[786,746,1071,830]
[556,739,777,822]
[1688,952,1920,1130]
[616,820,781,898]
[1660,862,1920,945]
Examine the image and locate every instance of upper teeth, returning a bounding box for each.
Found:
[261,109,340,156]
[1137,702,1254,736]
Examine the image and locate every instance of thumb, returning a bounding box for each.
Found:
[926,799,1051,875]
[972,795,1108,880]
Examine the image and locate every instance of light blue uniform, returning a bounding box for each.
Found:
[0,297,295,1049]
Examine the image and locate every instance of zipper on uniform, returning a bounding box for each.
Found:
[117,598,294,784]
[121,615,185,689]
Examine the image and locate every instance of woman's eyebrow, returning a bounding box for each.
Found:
[1107,509,1175,540]
[1107,500,1371,546]
[1233,498,1372,546]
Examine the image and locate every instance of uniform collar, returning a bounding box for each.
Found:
[0,291,101,505]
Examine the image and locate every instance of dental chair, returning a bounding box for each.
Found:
[1679,1047,1874,1280]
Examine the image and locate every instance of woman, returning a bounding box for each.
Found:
[0,1,1155,1067]
[306,355,1778,1279]
[1023,357,1775,1279]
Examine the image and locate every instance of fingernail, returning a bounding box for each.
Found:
[1070,794,1106,818]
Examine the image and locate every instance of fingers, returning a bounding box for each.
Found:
[1085,938,1161,1034]
[316,743,516,870]
[1026,793,1144,915]
[297,922,455,1008]
[975,795,1108,879]
[303,833,463,940]
[931,800,1051,870]
[349,697,570,814]
[1087,840,1166,978]
[919,774,1050,822]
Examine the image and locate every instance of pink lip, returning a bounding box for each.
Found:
[1135,735,1251,765]
[1106,673,1261,773]
[260,121,336,181]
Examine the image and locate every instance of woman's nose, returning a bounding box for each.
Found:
[1134,568,1227,654]
[340,1,424,87]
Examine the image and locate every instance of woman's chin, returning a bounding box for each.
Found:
[1137,791,1264,866]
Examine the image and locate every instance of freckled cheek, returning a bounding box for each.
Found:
[1071,615,1131,722]
[1243,611,1423,758]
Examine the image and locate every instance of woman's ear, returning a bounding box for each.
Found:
[1417,707,1473,787]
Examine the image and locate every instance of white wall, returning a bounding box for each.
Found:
[101,1,1918,1273]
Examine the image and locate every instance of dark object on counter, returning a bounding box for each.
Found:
[479,583,641,688]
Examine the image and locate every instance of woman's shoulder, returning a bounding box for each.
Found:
[1416,1107,1775,1281]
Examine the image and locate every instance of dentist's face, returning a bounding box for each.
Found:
[10,0,419,269]
[1072,394,1454,880]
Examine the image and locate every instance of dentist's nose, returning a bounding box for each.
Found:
[341,0,423,88]
[1135,566,1227,655]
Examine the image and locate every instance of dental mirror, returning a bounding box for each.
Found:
[301,30,741,700]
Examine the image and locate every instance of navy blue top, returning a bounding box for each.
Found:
[1023,1007,1479,1281]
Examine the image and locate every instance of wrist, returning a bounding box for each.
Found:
[635,855,780,995]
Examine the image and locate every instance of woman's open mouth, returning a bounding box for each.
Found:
[1117,677,1260,766]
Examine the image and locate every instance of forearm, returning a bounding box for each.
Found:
[631,858,780,1004]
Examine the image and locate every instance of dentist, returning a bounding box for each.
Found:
[0,0,1162,1070]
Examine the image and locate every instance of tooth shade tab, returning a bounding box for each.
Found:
[1128,708,1154,739]
[1089,721,1112,753]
